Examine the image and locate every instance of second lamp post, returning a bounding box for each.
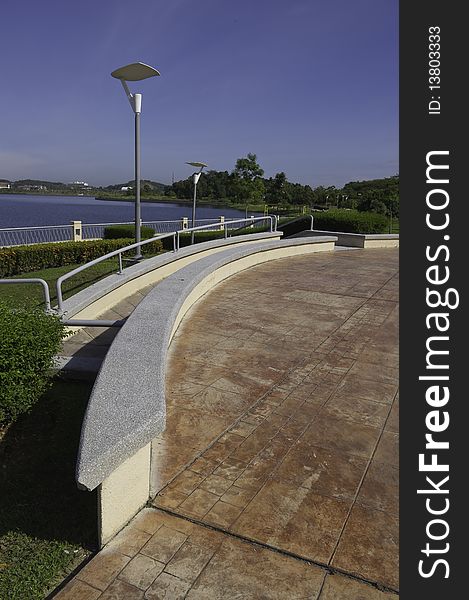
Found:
[186,162,208,244]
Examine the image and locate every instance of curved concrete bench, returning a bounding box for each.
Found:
[61,232,282,321]
[75,235,337,545]
[292,229,399,248]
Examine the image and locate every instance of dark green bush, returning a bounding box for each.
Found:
[161,229,225,250]
[0,238,163,277]
[103,224,155,240]
[278,210,388,237]
[229,223,271,235]
[161,222,281,250]
[0,302,67,426]
[312,209,388,233]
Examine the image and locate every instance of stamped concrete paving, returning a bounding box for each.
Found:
[55,248,399,599]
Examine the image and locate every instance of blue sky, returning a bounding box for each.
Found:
[0,0,398,188]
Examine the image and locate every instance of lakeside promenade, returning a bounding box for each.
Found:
[55,247,398,599]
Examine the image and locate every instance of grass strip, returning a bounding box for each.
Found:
[0,379,97,599]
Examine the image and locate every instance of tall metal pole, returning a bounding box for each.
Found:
[134,111,142,259]
[185,164,206,245]
[134,94,142,259]
[191,173,197,245]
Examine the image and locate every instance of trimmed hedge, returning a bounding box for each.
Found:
[103,224,155,240]
[0,302,67,426]
[313,209,388,233]
[161,230,224,250]
[279,210,388,237]
[161,223,278,250]
[0,238,163,277]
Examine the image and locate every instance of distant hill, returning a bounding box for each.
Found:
[0,178,168,193]
[13,179,70,189]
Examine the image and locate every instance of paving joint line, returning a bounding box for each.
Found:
[328,386,399,568]
[151,255,400,587]
[306,270,399,574]
[152,353,317,493]
[146,504,399,595]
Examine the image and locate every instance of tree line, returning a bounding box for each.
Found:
[166,153,399,218]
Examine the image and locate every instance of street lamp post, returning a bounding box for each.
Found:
[186,162,208,244]
[111,62,160,259]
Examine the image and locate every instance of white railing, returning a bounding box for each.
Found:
[0,218,226,247]
[0,279,52,311]
[81,219,221,240]
[55,216,277,312]
[0,224,74,246]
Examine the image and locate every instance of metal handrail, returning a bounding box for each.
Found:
[0,278,52,312]
[55,215,277,312]
[55,231,178,310]
[229,217,265,234]
[0,218,224,232]
[0,218,234,247]
[82,219,217,226]
[0,224,72,232]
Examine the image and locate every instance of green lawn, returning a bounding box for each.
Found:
[0,253,161,310]
[0,379,97,599]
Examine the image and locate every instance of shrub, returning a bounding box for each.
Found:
[278,210,388,237]
[161,229,225,250]
[229,223,271,235]
[103,224,155,240]
[161,222,282,250]
[312,209,388,233]
[0,238,163,277]
[0,302,67,426]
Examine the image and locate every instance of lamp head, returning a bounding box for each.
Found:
[186,162,208,169]
[111,62,160,81]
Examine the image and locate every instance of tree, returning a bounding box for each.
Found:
[288,182,314,206]
[384,194,400,219]
[266,172,290,205]
[312,186,328,207]
[167,159,399,217]
[324,186,338,208]
[233,153,264,181]
[232,153,265,202]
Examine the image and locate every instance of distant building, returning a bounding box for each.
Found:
[0,179,11,189]
[17,184,47,191]
[121,186,133,191]
[70,181,90,187]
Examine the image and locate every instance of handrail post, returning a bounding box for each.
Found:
[56,280,64,313]
[0,279,52,313]
[173,233,177,252]
[224,223,228,239]
[311,215,314,231]
[118,252,123,274]
[42,282,52,313]
[176,231,180,251]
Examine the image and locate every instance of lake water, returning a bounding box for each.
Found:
[0,194,258,228]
